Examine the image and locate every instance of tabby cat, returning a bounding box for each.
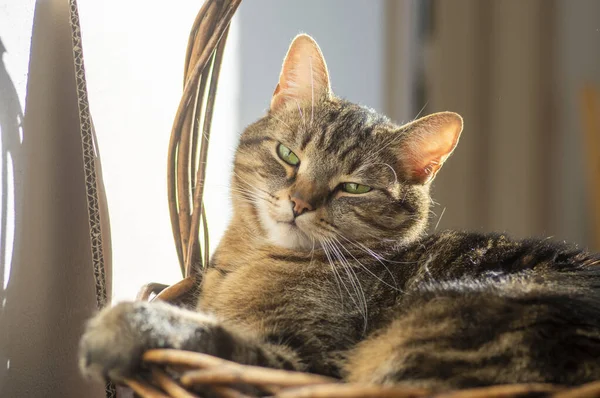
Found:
[80,34,600,391]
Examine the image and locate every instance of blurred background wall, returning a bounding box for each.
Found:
[423,0,600,250]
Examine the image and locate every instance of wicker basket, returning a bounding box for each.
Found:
[123,348,600,398]
[123,1,600,397]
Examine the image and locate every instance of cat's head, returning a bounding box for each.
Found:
[233,34,462,251]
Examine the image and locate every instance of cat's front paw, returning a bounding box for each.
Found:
[79,300,218,382]
[79,301,150,382]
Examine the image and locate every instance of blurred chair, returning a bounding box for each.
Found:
[581,85,600,251]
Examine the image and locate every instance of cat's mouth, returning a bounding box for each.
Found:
[270,217,315,250]
[254,200,314,250]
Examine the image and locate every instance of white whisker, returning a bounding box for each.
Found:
[434,206,446,231]
[320,237,345,302]
[331,234,402,292]
[294,99,305,126]
[412,101,429,121]
[309,56,314,126]
[271,114,293,131]
[326,237,368,331]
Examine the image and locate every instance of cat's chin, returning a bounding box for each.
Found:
[255,208,312,251]
[267,221,314,251]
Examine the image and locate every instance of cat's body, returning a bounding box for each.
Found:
[80,35,600,392]
[201,229,600,388]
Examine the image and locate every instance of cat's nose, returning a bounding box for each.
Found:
[290,195,313,218]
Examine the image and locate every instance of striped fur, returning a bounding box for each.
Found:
[79,35,600,391]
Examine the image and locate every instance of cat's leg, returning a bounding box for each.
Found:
[79,301,302,382]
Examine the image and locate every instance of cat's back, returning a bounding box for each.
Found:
[391,230,600,288]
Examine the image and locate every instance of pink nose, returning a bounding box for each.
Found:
[290,196,313,217]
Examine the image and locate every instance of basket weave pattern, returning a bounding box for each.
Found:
[124,347,600,398]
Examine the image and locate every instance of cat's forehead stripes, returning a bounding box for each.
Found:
[313,102,384,152]
[286,101,391,178]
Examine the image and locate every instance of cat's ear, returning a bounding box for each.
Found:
[397,112,463,184]
[270,34,332,112]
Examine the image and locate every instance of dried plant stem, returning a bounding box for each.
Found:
[177,0,220,262]
[136,283,170,301]
[183,0,214,83]
[124,378,170,398]
[434,383,562,398]
[210,385,254,398]
[152,368,200,398]
[553,381,600,398]
[275,384,428,398]
[180,366,334,389]
[154,276,197,303]
[167,0,242,276]
[185,26,229,276]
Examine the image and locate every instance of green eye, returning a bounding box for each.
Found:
[342,182,372,194]
[277,143,300,166]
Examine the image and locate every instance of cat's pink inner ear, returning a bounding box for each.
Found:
[270,34,331,112]
[401,112,463,184]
